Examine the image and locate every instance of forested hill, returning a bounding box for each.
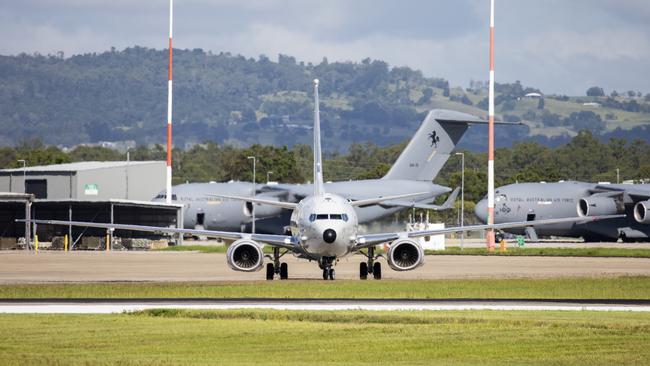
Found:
[1,47,650,151]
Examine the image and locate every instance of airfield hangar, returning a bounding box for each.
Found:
[0,161,184,249]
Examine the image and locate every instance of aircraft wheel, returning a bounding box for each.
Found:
[266,263,275,280]
[322,268,328,280]
[329,268,336,280]
[373,262,382,280]
[280,262,288,280]
[359,262,368,280]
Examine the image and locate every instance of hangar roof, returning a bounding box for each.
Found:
[0,161,163,173]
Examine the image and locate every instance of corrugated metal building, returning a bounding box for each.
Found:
[0,161,165,201]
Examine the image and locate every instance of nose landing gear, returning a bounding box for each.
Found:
[319,257,336,280]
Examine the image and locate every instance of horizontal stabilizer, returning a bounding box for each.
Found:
[350,191,431,207]
[381,187,459,211]
[207,194,297,210]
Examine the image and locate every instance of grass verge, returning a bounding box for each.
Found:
[0,310,649,365]
[1,277,648,299]
[426,246,650,258]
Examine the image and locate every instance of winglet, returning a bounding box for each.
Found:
[313,79,325,196]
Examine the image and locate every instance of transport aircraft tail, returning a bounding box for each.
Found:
[383,109,499,182]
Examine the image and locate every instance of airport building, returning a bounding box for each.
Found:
[0,161,184,249]
[0,161,166,201]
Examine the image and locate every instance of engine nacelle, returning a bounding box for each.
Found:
[243,196,284,218]
[634,200,650,224]
[386,239,424,271]
[226,239,264,272]
[577,196,624,217]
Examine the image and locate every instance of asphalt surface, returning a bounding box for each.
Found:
[1,298,649,313]
[1,251,649,283]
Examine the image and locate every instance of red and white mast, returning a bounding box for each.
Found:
[486,0,496,251]
[165,0,173,204]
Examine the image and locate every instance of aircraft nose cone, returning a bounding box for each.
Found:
[474,199,488,223]
[323,229,337,244]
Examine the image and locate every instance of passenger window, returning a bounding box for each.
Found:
[330,214,342,220]
[341,214,348,222]
[316,214,328,220]
[309,214,316,222]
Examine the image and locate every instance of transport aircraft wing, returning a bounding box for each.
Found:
[353,214,625,249]
[592,184,650,201]
[17,219,297,250]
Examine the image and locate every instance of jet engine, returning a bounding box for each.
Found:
[577,196,624,217]
[226,239,264,272]
[386,239,424,271]
[634,200,650,224]
[243,195,284,218]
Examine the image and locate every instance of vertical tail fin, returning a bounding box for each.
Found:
[382,109,485,182]
[313,79,325,196]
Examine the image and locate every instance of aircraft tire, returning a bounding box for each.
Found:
[266,263,275,280]
[322,269,328,280]
[329,268,335,280]
[359,262,368,280]
[373,262,382,280]
[280,262,288,280]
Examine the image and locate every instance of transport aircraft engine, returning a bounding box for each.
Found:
[577,197,625,217]
[243,197,284,218]
[634,200,650,224]
[386,239,424,271]
[226,239,264,272]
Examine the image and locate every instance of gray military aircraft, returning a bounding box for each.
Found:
[475,181,650,242]
[154,108,512,234]
[21,80,618,280]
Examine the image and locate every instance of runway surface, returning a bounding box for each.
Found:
[1,299,649,313]
[1,251,649,283]
[2,251,650,282]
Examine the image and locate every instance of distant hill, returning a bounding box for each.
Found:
[1,47,649,151]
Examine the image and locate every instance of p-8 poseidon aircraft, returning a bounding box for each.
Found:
[22,80,618,280]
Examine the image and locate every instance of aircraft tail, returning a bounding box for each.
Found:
[382,109,487,182]
[312,79,325,195]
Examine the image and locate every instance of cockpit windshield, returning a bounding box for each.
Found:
[309,213,349,222]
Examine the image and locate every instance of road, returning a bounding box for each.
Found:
[1,251,649,283]
[1,298,649,313]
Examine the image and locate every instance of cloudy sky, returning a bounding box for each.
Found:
[2,0,649,95]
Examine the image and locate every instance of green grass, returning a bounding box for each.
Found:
[1,277,648,300]
[426,246,650,258]
[0,310,649,365]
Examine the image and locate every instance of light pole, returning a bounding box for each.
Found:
[455,152,465,250]
[267,171,273,183]
[17,159,26,193]
[247,156,256,234]
[616,168,620,184]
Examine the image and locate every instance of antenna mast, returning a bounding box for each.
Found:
[486,0,496,251]
[165,0,173,204]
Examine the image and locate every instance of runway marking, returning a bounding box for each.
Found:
[2,303,650,313]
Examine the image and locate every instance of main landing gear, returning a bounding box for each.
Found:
[360,246,382,280]
[319,257,336,280]
[266,247,289,280]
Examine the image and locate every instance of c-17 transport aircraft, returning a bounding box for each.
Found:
[153,107,508,234]
[475,181,650,242]
[22,81,618,280]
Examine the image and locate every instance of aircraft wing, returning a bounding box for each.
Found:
[593,184,650,201]
[349,191,432,207]
[354,214,624,249]
[17,219,297,250]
